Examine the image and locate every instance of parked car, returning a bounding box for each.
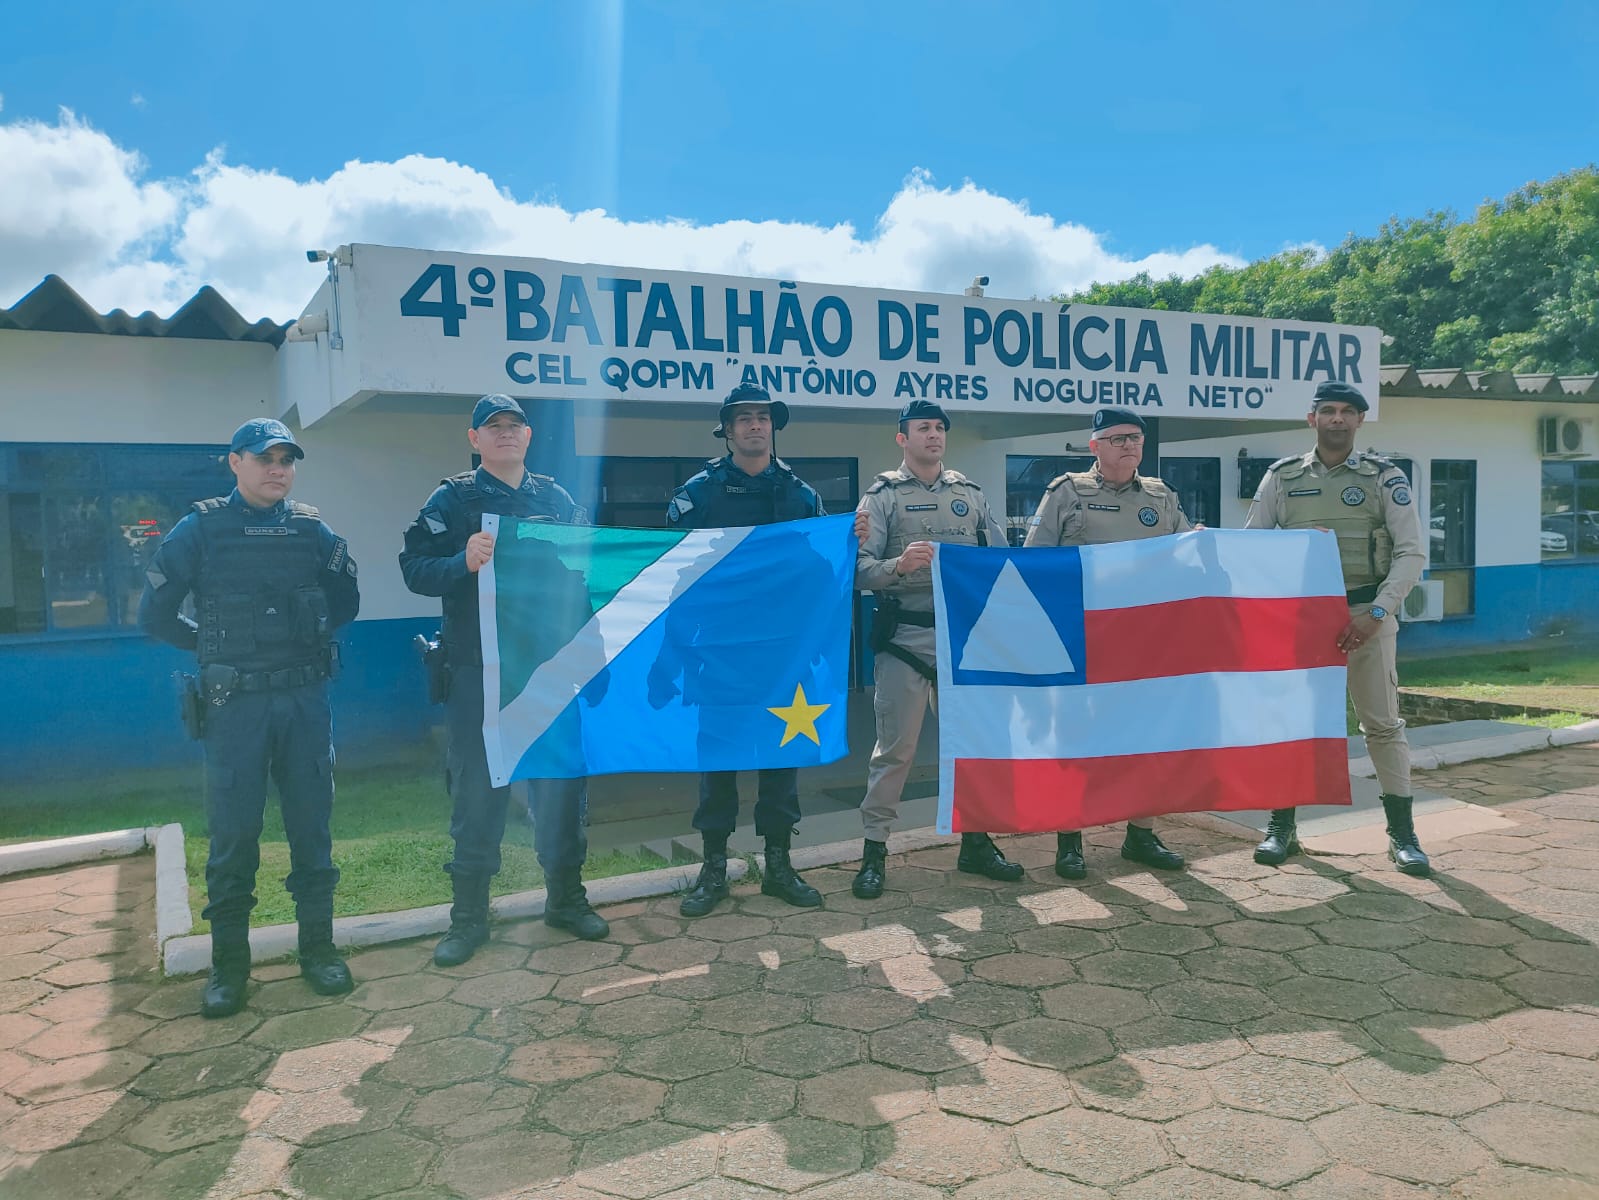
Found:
[1541,527,1570,554]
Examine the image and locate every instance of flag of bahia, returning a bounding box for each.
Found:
[931,530,1353,834]
[479,514,856,784]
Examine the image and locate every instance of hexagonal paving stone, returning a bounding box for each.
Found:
[991,1017,1115,1071]
[1338,1052,1503,1117]
[1210,919,1318,953]
[0,1088,144,1152]
[1501,968,1599,1009]
[571,1120,721,1198]
[1394,941,1519,979]
[378,1034,507,1089]
[261,1080,411,1146]
[933,1056,1072,1124]
[811,988,917,1032]
[621,1028,741,1081]
[1119,1166,1277,1199]
[870,1018,987,1073]
[123,1086,278,1153]
[799,1062,932,1127]
[502,1034,618,1083]
[1012,924,1114,961]
[719,933,819,968]
[432,1128,573,1197]
[764,957,864,997]
[1287,944,1409,983]
[950,1167,1107,1200]
[348,972,456,1011]
[535,1070,666,1135]
[1310,1104,1492,1185]
[0,1011,47,1050]
[1327,893,1431,923]
[1506,934,1599,976]
[1169,1108,1328,1186]
[1070,1055,1213,1121]
[9,1048,153,1104]
[722,1116,864,1191]
[1150,979,1278,1024]
[362,999,480,1046]
[1204,1054,1357,1120]
[1039,982,1153,1028]
[822,924,927,965]
[1448,1164,1599,1200]
[697,989,809,1035]
[1112,922,1215,956]
[1477,1048,1599,1113]
[1286,1164,1441,1200]
[655,960,765,1001]
[665,1065,798,1129]
[1382,973,1515,1018]
[1359,1010,1508,1064]
[1411,912,1520,946]
[683,913,776,943]
[447,968,556,1009]
[925,982,1036,1028]
[528,940,625,974]
[19,1013,153,1060]
[403,1080,530,1140]
[291,1129,437,1200]
[867,1110,1011,1187]
[582,994,695,1038]
[245,1001,371,1051]
[1236,1014,1379,1065]
[1115,1015,1250,1068]
[1183,946,1299,988]
[1013,1107,1169,1186]
[1492,1007,1599,1058]
[0,1139,152,1200]
[1077,949,1188,989]
[551,964,659,1004]
[1268,977,1393,1021]
[747,1023,861,1078]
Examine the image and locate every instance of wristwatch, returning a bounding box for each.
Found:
[1369,606,1388,621]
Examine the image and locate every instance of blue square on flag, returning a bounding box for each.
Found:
[938,544,1087,688]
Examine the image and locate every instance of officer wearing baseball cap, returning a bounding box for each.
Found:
[663,383,826,917]
[138,418,360,1017]
[1025,406,1194,879]
[1247,378,1428,875]
[850,398,1024,898]
[400,394,611,968]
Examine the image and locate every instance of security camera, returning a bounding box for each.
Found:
[306,250,332,263]
[976,275,990,288]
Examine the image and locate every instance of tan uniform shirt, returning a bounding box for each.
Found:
[855,465,1006,617]
[1245,449,1425,615]
[1023,465,1192,548]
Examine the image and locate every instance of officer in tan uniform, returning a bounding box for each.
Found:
[850,399,1024,899]
[1246,380,1430,875]
[1024,407,1192,879]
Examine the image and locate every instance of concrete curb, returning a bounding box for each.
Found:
[1348,719,1599,777]
[0,828,149,877]
[149,823,192,952]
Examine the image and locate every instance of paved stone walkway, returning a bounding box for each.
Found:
[2,745,1598,1198]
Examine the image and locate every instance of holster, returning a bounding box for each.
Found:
[868,598,901,655]
[415,631,449,705]
[199,663,238,709]
[869,598,937,685]
[176,672,205,740]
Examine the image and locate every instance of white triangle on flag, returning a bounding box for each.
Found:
[957,560,1076,675]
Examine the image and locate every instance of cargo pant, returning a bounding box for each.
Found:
[1347,604,1411,796]
[861,626,937,843]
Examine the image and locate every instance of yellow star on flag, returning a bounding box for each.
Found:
[767,682,831,747]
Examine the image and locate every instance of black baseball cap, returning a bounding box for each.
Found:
[229,418,304,459]
[471,394,528,429]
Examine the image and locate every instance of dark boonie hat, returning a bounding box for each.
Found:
[471,394,528,429]
[714,383,789,437]
[898,399,951,428]
[1311,380,1369,412]
[229,418,304,459]
[1090,407,1147,434]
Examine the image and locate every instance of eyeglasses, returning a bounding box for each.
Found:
[1101,433,1145,448]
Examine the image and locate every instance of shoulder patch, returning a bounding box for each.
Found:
[1391,486,1411,506]
[1267,454,1302,472]
[326,537,349,575]
[668,493,694,521]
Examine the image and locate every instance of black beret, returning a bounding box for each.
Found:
[1091,408,1146,433]
[1311,381,1369,411]
[898,399,951,428]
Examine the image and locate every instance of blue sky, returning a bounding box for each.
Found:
[2,1,1595,318]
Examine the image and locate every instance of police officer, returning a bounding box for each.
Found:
[138,419,359,1018]
[1024,407,1192,878]
[1246,380,1430,875]
[851,399,1024,898]
[399,395,609,967]
[661,383,827,917]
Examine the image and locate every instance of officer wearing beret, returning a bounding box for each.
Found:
[851,399,1024,898]
[138,418,359,1018]
[1246,380,1430,874]
[661,384,827,917]
[1025,407,1192,878]
[400,395,610,967]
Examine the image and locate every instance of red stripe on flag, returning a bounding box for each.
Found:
[950,738,1351,834]
[1084,595,1348,684]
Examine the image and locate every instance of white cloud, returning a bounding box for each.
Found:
[1,112,1243,323]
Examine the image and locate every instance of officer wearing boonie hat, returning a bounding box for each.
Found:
[401,393,611,968]
[1247,377,1428,875]
[660,383,825,917]
[1024,406,1194,879]
[138,417,360,1018]
[850,397,1024,899]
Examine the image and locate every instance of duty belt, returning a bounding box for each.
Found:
[233,662,329,692]
[896,610,935,628]
[1345,584,1380,605]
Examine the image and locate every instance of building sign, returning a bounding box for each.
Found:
[346,243,1381,420]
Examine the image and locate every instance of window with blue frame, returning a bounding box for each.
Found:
[0,445,233,636]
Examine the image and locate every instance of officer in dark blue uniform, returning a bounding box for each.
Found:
[661,383,826,917]
[400,394,609,967]
[138,418,359,1018]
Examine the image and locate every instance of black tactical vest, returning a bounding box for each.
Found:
[684,457,816,527]
[193,498,330,671]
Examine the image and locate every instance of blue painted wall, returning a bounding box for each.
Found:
[1398,562,1599,655]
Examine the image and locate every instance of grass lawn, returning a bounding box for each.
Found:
[3,747,663,932]
[1400,643,1599,721]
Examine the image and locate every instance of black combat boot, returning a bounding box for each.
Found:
[544,870,611,940]
[852,839,887,899]
[680,836,731,917]
[1054,832,1087,880]
[433,873,491,967]
[1254,809,1300,866]
[1121,824,1185,871]
[297,917,354,996]
[1382,794,1431,877]
[761,833,822,908]
[201,927,251,1019]
[957,833,1025,881]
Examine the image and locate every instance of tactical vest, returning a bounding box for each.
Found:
[1270,453,1396,589]
[443,470,574,524]
[682,457,815,527]
[1053,471,1180,544]
[192,498,330,671]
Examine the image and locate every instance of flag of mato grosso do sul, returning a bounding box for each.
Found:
[477,513,856,785]
[930,529,1353,834]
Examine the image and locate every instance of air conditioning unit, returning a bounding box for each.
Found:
[1399,579,1444,623]
[1539,416,1595,457]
